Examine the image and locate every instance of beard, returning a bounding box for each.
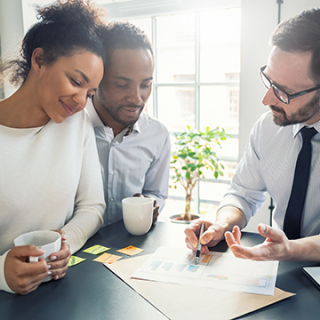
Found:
[270,92,320,126]
[101,102,144,127]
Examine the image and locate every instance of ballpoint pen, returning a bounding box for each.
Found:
[195,222,205,265]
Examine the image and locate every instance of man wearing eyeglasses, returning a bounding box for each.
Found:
[185,8,320,262]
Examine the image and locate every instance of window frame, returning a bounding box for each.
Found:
[101,0,241,214]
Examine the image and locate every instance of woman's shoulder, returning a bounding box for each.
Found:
[53,110,93,129]
[44,110,94,142]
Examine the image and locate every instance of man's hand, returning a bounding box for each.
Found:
[225,224,292,261]
[133,193,159,224]
[4,246,49,295]
[48,230,71,280]
[184,220,225,254]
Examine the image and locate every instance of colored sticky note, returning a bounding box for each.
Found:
[68,255,86,267]
[117,245,144,256]
[83,245,110,255]
[201,254,212,264]
[94,253,122,264]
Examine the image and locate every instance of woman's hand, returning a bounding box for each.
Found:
[48,230,71,280]
[4,245,49,295]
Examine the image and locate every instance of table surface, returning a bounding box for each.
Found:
[0,221,319,320]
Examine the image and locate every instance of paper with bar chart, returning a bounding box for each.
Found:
[131,247,279,295]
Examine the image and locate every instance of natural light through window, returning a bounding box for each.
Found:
[22,1,241,220]
[127,7,241,219]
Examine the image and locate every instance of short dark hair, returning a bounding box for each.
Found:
[100,22,153,68]
[1,0,107,86]
[271,7,320,81]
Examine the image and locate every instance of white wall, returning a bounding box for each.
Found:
[241,0,320,232]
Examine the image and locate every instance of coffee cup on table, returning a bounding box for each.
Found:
[14,230,62,282]
[122,197,153,236]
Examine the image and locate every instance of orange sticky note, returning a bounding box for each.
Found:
[201,254,212,264]
[117,245,144,256]
[93,253,122,264]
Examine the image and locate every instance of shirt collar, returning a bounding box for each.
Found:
[292,119,320,138]
[86,97,142,136]
[86,98,104,128]
[131,117,141,135]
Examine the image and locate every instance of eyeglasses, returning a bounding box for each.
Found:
[260,65,320,105]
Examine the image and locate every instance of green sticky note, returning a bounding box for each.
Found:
[68,255,86,267]
[83,245,111,255]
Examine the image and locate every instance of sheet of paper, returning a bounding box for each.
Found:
[132,246,279,295]
[106,253,295,320]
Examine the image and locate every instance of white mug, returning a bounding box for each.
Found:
[122,197,153,236]
[14,230,62,282]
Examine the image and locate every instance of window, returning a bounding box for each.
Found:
[126,6,241,217]
[21,0,241,218]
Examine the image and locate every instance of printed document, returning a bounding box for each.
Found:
[132,246,279,295]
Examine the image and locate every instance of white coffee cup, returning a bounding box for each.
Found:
[122,197,154,236]
[14,230,62,282]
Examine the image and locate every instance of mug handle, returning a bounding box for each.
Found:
[29,256,39,263]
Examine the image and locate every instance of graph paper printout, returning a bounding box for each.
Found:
[131,246,278,295]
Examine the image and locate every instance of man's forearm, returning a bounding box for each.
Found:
[289,235,320,261]
[215,206,247,235]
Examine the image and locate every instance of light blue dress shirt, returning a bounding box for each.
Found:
[86,99,171,226]
[219,111,320,237]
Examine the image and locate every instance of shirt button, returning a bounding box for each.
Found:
[110,170,114,175]
[110,198,114,202]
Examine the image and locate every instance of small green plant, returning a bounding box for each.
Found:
[170,126,228,221]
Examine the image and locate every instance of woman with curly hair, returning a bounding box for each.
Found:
[0,0,107,295]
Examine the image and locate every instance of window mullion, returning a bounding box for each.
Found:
[195,11,200,130]
[152,16,158,119]
[195,11,200,214]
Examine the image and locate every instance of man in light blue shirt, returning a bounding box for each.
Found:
[185,8,320,261]
[86,22,170,226]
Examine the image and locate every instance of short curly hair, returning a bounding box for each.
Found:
[271,7,320,82]
[1,0,107,86]
[100,21,153,68]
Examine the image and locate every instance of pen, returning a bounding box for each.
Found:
[195,223,205,265]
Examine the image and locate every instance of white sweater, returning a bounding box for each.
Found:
[0,111,105,293]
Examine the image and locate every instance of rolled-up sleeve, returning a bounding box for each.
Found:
[218,121,267,225]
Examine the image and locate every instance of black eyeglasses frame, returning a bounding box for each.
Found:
[260,65,320,105]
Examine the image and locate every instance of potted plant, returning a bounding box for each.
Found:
[170,126,228,223]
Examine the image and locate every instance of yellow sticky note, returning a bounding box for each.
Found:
[117,245,144,256]
[83,245,110,255]
[68,255,86,267]
[94,253,122,264]
[201,254,212,264]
